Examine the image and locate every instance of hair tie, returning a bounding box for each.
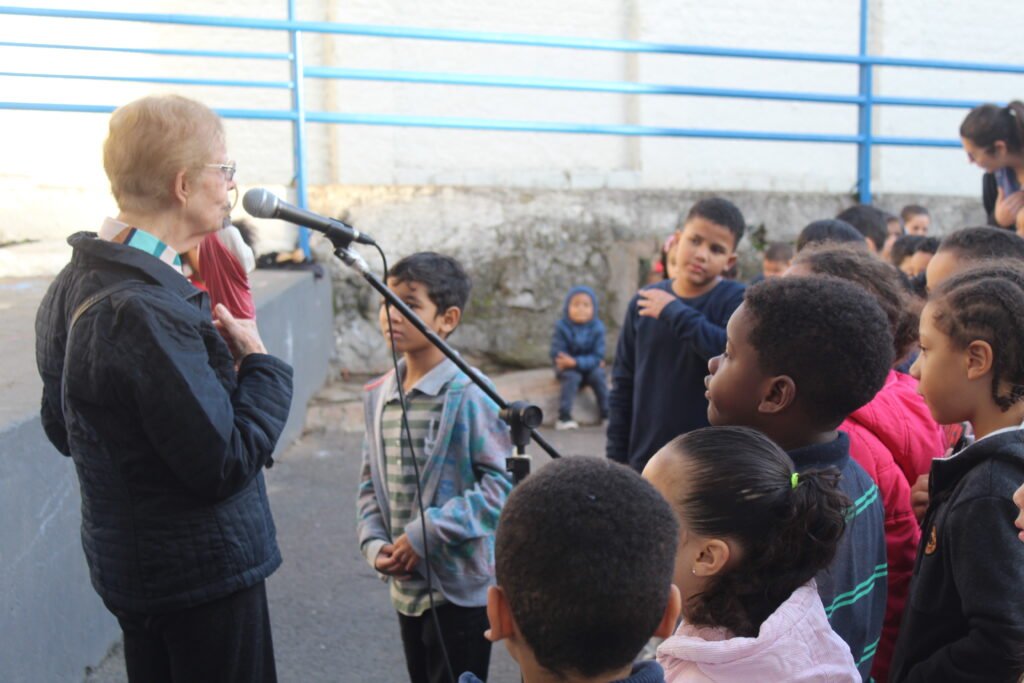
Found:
[1009,106,1018,118]
[791,472,800,489]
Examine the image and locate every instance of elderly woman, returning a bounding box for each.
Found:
[35,95,293,682]
[960,101,1024,236]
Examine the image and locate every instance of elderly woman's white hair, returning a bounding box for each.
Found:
[103,94,225,214]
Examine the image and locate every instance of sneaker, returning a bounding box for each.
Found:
[555,419,579,431]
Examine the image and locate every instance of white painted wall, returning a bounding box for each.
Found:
[1,0,1023,242]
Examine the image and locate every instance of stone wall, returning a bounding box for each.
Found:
[312,185,985,375]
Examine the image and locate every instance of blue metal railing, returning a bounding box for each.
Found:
[0,2,1019,249]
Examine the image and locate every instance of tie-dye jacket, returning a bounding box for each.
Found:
[356,358,513,608]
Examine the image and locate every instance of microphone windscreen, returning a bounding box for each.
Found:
[242,188,277,218]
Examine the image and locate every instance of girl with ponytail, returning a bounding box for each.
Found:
[960,101,1024,234]
[643,426,859,682]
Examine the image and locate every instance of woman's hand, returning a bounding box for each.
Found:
[213,303,267,361]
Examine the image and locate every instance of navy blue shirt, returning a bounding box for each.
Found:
[789,432,887,681]
[607,278,745,472]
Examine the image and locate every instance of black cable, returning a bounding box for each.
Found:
[374,242,457,683]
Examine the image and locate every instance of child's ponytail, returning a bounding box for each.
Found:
[775,468,849,584]
[666,427,850,637]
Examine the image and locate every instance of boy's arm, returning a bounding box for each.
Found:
[658,285,744,361]
[356,434,390,570]
[404,387,513,555]
[606,300,637,464]
[550,322,570,361]
[901,495,1024,682]
[573,325,606,373]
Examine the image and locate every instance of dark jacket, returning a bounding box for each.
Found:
[607,278,745,471]
[789,433,888,682]
[890,429,1024,683]
[36,232,294,614]
[550,285,606,373]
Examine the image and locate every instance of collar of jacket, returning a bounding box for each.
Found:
[931,429,1024,496]
[787,431,851,470]
[384,356,460,400]
[67,231,201,302]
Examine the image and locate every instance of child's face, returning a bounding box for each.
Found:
[705,304,770,428]
[567,292,594,324]
[905,214,930,235]
[924,249,964,293]
[887,218,904,238]
[674,218,738,290]
[761,258,789,279]
[642,451,713,611]
[379,278,456,352]
[910,302,973,425]
[907,251,933,277]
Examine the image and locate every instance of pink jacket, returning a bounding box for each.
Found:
[842,369,945,486]
[657,582,858,683]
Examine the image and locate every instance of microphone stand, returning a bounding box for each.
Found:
[332,242,560,483]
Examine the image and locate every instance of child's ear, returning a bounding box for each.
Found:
[485,585,515,643]
[653,584,682,639]
[725,252,738,271]
[693,538,731,578]
[965,339,994,381]
[758,375,796,415]
[438,305,462,337]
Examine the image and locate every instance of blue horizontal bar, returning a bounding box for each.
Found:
[0,99,966,148]
[304,66,865,105]
[0,101,298,121]
[0,71,291,89]
[4,5,1023,75]
[872,135,962,148]
[0,40,290,60]
[872,95,991,109]
[305,110,864,143]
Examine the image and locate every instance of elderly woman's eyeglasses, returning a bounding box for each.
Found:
[205,161,237,182]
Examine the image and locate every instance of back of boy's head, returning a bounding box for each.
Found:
[764,241,795,263]
[915,236,940,255]
[389,251,472,314]
[796,219,867,252]
[744,276,894,428]
[495,457,679,678]
[901,204,929,222]
[938,226,1024,263]
[683,197,746,250]
[793,245,919,363]
[662,426,848,637]
[836,205,890,250]
[930,260,1024,411]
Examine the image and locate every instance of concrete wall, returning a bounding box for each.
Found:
[2,1,1024,244]
[315,184,985,375]
[0,269,331,683]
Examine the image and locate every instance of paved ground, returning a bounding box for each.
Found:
[83,424,605,683]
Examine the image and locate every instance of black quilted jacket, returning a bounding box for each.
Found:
[35,231,293,614]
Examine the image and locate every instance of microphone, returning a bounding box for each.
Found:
[242,188,375,248]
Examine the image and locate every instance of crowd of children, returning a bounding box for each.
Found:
[355,108,1024,683]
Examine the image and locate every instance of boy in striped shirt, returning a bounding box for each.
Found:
[357,252,513,683]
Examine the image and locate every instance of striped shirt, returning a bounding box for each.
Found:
[382,387,446,616]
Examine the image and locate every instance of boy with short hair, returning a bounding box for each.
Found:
[704,276,891,680]
[550,285,609,430]
[925,225,1024,291]
[357,252,513,683]
[607,197,746,472]
[463,456,681,683]
[837,204,890,254]
[900,204,931,235]
[753,241,795,282]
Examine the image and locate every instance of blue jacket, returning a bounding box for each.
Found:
[550,285,606,373]
[357,358,513,608]
[36,232,292,614]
